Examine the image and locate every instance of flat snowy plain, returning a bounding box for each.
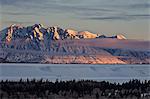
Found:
[0,64,149,83]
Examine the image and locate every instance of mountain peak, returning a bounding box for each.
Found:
[116,34,126,40]
[0,24,127,43]
[33,24,44,29]
[78,31,98,39]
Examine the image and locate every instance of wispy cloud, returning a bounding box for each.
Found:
[83,13,150,21]
[128,3,150,9]
[0,0,44,5]
[84,16,128,21]
[0,0,150,21]
[129,14,150,17]
[2,12,39,16]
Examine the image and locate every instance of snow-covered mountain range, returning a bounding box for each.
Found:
[0,24,149,64]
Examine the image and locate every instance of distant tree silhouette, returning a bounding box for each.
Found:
[0,79,150,99]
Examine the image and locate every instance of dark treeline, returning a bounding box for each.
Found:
[0,79,150,99]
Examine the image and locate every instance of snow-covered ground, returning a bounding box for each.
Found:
[0,64,149,83]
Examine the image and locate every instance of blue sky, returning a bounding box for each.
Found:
[0,0,150,40]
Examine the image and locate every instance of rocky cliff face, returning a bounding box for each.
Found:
[0,24,149,64]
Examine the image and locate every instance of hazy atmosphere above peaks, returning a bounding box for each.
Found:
[0,0,150,40]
